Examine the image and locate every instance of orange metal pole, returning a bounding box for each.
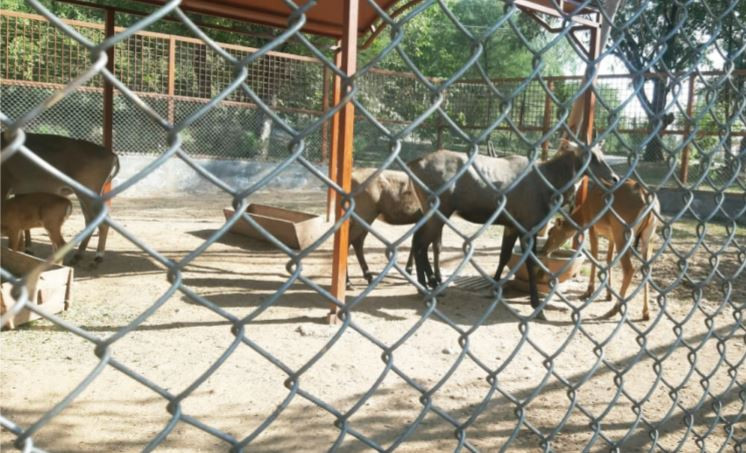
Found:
[573,22,600,248]
[327,49,343,223]
[328,0,358,323]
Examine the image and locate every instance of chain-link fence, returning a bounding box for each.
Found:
[1,0,745,451]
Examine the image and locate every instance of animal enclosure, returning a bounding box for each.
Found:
[1,0,744,452]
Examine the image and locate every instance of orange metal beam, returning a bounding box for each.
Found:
[328,0,358,324]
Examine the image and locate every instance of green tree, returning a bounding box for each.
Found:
[611,1,745,161]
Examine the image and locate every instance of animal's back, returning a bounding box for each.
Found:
[408,150,530,223]
[1,193,73,229]
[2,133,117,196]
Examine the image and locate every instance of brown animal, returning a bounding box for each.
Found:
[542,179,659,321]
[1,132,119,264]
[349,168,440,286]
[407,140,619,320]
[1,193,73,254]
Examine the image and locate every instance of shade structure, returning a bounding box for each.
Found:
[92,0,601,322]
[128,0,407,38]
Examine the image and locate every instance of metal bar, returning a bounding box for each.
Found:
[320,65,330,163]
[328,0,359,324]
[167,36,175,124]
[679,74,696,184]
[103,8,115,152]
[541,80,554,160]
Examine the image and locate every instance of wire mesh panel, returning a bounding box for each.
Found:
[0,0,744,452]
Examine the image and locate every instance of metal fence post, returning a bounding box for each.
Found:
[679,74,696,184]
[328,0,358,323]
[541,79,554,161]
[321,64,330,164]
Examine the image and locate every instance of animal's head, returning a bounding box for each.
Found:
[541,217,576,255]
[559,139,619,185]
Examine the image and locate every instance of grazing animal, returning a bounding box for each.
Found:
[407,140,618,320]
[348,168,441,286]
[542,179,659,321]
[1,193,73,255]
[1,132,119,264]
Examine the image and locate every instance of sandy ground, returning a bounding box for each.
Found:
[1,191,744,452]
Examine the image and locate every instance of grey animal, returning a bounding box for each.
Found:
[1,132,119,264]
[348,168,441,287]
[407,140,619,320]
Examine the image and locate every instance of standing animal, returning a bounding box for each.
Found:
[348,168,441,287]
[1,132,119,264]
[541,179,659,321]
[407,140,618,320]
[1,193,73,254]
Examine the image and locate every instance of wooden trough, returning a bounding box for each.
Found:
[506,238,583,294]
[223,203,327,250]
[1,248,73,330]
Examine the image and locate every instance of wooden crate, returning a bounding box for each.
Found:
[1,248,73,329]
[223,204,327,250]
[506,239,582,295]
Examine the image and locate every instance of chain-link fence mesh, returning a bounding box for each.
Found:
[1,0,744,451]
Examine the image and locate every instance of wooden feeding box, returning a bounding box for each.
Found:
[506,238,583,295]
[1,248,73,330]
[223,204,327,250]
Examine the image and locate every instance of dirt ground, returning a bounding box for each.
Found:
[1,191,744,452]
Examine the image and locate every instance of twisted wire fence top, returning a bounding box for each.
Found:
[0,0,744,452]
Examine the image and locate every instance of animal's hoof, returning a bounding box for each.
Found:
[94,256,104,263]
[642,312,650,322]
[534,310,547,321]
[405,267,413,275]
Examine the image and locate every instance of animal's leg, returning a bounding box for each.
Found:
[433,230,442,285]
[23,229,33,254]
[412,229,431,288]
[413,222,439,289]
[604,240,614,301]
[405,247,415,275]
[641,244,651,321]
[493,228,518,282]
[351,231,372,284]
[94,220,110,263]
[70,196,94,264]
[45,226,66,254]
[521,235,546,321]
[581,229,599,300]
[602,251,634,320]
[8,230,22,252]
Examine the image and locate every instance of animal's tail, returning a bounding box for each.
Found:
[634,194,660,253]
[108,155,121,181]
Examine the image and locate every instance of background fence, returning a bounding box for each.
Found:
[3,9,744,169]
